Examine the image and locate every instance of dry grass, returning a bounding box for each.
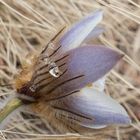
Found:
[0,0,140,139]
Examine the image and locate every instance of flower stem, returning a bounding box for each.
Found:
[0,98,23,123]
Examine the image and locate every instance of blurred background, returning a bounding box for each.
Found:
[0,0,140,139]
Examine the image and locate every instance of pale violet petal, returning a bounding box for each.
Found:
[84,26,104,43]
[52,87,131,128]
[89,125,106,129]
[81,88,130,120]
[90,76,106,92]
[59,10,103,53]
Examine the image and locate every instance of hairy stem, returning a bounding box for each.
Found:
[0,98,23,123]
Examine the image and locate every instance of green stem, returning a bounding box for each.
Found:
[0,98,23,123]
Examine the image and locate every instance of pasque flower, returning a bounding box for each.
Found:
[0,10,131,132]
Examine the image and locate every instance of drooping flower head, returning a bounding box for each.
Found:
[16,10,131,133]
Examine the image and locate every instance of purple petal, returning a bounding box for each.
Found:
[67,45,123,83]
[37,45,123,100]
[51,88,131,128]
[59,10,103,54]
